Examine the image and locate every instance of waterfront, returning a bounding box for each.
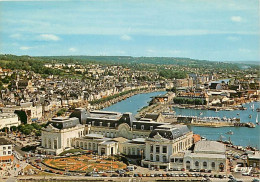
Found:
[102,91,167,115]
[103,91,259,149]
[174,101,260,149]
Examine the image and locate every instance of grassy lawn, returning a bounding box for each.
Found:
[42,155,127,173]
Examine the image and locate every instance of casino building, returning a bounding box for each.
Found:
[38,108,226,171]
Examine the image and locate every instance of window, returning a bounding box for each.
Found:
[211,162,215,168]
[133,125,136,129]
[150,154,153,161]
[137,148,140,155]
[67,138,70,146]
[54,140,58,149]
[141,125,144,130]
[133,134,136,139]
[3,147,6,150]
[203,162,207,168]
[92,121,95,125]
[100,122,102,126]
[150,126,153,130]
[163,156,167,162]
[107,123,110,127]
[195,161,199,167]
[156,155,159,161]
[132,148,135,155]
[3,151,6,155]
[219,163,224,171]
[156,145,160,153]
[8,151,11,154]
[179,159,183,163]
[150,145,153,153]
[48,139,51,148]
[115,123,117,128]
[163,146,167,153]
[8,146,11,149]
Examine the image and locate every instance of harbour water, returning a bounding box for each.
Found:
[103,91,259,149]
[102,91,167,115]
[174,101,260,149]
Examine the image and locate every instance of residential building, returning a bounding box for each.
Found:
[0,138,13,163]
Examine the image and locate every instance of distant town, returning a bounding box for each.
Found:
[0,54,259,182]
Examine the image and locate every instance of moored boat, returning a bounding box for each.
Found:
[226,130,234,135]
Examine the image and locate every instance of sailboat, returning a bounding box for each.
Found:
[256,115,259,125]
[252,103,255,111]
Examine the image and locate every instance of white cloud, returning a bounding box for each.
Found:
[231,16,242,22]
[69,47,77,52]
[39,34,60,41]
[120,34,132,41]
[227,36,240,41]
[10,33,21,39]
[239,48,251,53]
[20,46,31,50]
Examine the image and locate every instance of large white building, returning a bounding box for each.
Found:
[38,108,226,172]
[0,112,20,129]
[142,124,193,169]
[183,141,227,172]
[37,117,85,155]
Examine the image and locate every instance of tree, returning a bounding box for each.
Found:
[1,127,9,132]
[23,128,31,135]
[14,110,27,124]
[10,126,17,132]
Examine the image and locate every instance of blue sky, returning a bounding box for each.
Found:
[0,0,259,61]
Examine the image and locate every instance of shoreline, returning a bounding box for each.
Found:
[90,88,166,110]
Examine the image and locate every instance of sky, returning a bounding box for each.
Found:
[0,0,259,61]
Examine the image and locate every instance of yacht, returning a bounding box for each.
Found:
[226,130,234,135]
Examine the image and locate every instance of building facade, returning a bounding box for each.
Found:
[183,141,227,172]
[0,138,13,163]
[37,117,85,155]
[0,112,20,129]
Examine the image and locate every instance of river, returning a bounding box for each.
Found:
[103,91,259,149]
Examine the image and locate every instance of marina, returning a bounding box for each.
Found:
[103,91,260,149]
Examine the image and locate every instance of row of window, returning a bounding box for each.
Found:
[133,125,153,131]
[150,154,167,162]
[173,138,191,153]
[2,146,12,150]
[2,151,12,155]
[76,141,97,151]
[123,147,142,156]
[90,121,117,128]
[150,145,167,153]
[91,130,148,139]
[90,121,154,131]
[190,161,220,168]
[44,138,58,149]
